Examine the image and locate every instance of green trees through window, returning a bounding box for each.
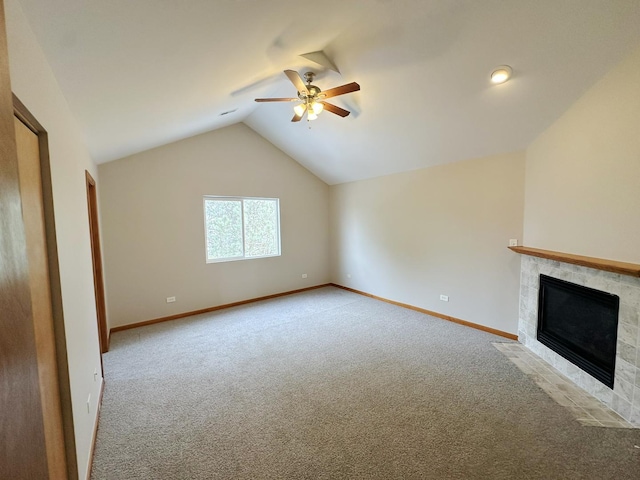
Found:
[204,196,280,262]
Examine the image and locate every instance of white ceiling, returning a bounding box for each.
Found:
[16,0,640,184]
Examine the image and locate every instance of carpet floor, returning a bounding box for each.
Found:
[91,286,640,479]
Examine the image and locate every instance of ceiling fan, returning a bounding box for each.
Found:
[255,70,360,122]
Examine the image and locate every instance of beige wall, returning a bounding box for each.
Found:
[524,46,640,263]
[6,0,103,478]
[330,152,525,334]
[99,123,330,328]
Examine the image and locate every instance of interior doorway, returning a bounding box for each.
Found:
[13,94,78,479]
[86,171,109,358]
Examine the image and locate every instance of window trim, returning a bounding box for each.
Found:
[203,195,281,264]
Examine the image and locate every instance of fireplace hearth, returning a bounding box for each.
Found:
[537,274,619,388]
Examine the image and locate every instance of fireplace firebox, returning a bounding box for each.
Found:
[537,274,619,388]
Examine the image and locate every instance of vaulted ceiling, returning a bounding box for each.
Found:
[16,0,640,184]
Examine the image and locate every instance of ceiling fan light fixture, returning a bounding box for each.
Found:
[293,103,306,116]
[491,65,513,84]
[312,102,324,115]
[307,111,318,121]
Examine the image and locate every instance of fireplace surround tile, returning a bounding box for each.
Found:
[593,382,613,404]
[619,323,638,346]
[622,285,640,308]
[619,342,636,365]
[614,378,634,403]
[619,303,639,327]
[616,358,636,384]
[518,255,640,426]
[632,407,640,425]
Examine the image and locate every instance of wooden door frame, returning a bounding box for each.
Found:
[1,1,76,476]
[0,2,48,477]
[86,171,109,356]
[13,95,79,479]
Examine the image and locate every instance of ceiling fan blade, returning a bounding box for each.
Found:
[254,97,299,102]
[284,69,309,95]
[292,104,307,122]
[320,82,360,99]
[320,101,350,117]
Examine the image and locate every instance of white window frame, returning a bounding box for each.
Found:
[203,195,281,263]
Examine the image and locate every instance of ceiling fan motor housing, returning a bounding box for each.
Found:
[299,72,321,101]
[299,85,321,101]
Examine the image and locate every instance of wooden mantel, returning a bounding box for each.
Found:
[508,246,640,278]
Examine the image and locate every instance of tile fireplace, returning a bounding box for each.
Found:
[513,248,640,426]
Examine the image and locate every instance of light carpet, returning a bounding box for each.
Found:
[91,286,640,479]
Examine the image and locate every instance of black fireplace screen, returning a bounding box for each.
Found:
[537,274,619,388]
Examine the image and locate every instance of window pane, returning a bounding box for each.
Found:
[243,199,279,258]
[205,200,243,260]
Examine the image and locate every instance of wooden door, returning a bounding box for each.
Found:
[1,2,76,475]
[0,1,50,477]
[14,116,67,478]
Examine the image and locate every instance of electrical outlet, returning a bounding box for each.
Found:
[509,239,518,247]
[166,296,176,303]
[440,294,449,302]
[302,274,307,279]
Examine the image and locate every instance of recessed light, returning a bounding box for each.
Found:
[490,65,513,84]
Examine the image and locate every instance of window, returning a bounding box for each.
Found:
[204,196,281,263]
